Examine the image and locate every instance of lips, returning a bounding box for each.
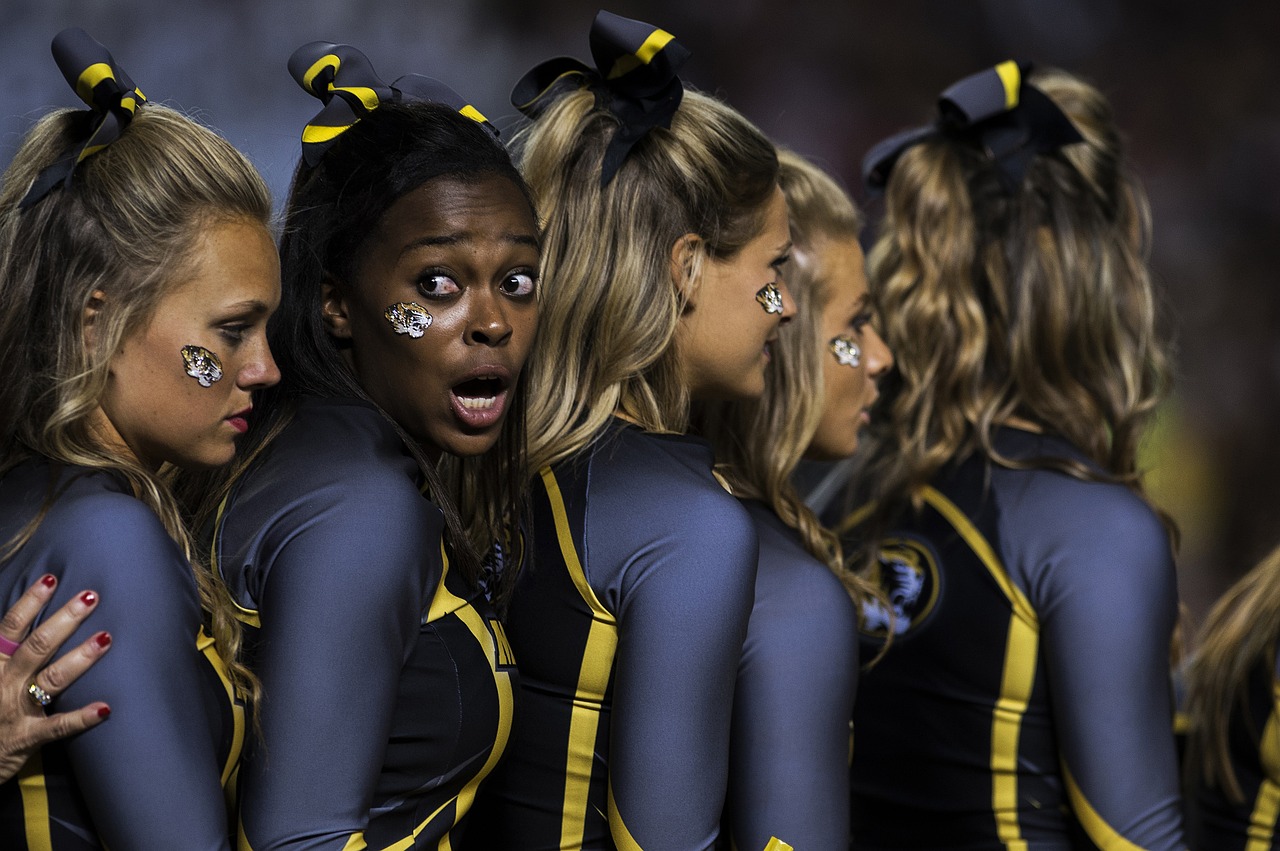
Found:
[226,406,252,434]
[450,366,512,430]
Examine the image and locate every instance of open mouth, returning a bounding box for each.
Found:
[450,373,511,429]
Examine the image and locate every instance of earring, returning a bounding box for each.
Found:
[181,345,223,387]
[829,336,861,368]
[384,302,432,338]
[755,282,784,315]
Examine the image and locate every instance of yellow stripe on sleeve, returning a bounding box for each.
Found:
[18,751,52,850]
[1063,766,1147,851]
[1245,680,1280,851]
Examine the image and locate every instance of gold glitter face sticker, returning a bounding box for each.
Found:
[181,345,223,387]
[830,335,861,368]
[755,282,784,315]
[384,301,433,338]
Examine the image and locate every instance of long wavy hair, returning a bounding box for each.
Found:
[695,149,878,609]
[853,68,1172,545]
[512,87,779,473]
[1184,545,1280,802]
[0,104,270,701]
[188,102,534,593]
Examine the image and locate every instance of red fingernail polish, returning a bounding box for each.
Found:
[79,591,97,606]
[97,706,111,718]
[94,632,111,648]
[41,575,56,588]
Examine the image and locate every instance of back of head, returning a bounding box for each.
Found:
[868,66,1168,495]
[515,86,779,472]
[0,104,272,469]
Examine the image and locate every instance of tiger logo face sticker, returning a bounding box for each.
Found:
[180,345,223,387]
[384,301,433,338]
[755,282,785,315]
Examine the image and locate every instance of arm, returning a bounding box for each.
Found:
[53,498,235,850]
[0,574,110,783]
[726,559,858,851]
[594,488,758,850]
[235,478,441,849]
[1034,495,1186,850]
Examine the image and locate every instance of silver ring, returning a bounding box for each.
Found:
[27,682,52,708]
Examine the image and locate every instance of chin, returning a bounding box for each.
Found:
[435,429,504,460]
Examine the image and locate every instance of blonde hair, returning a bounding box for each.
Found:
[857,68,1171,538]
[1184,545,1280,801]
[695,149,877,608]
[0,104,271,701]
[513,87,778,474]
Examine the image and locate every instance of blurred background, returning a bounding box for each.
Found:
[3,0,1276,637]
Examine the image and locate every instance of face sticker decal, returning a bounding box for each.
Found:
[830,335,862,368]
[755,282,784,315]
[384,301,433,338]
[180,345,223,387]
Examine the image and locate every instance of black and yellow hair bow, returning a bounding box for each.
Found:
[862,60,1084,195]
[510,9,690,187]
[20,27,148,209]
[289,41,495,167]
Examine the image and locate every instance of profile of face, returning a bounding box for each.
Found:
[95,218,282,470]
[323,173,540,459]
[677,185,796,401]
[805,235,893,460]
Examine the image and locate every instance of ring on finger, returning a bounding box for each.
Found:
[27,682,52,708]
[0,635,20,656]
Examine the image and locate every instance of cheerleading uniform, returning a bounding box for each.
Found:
[1187,650,1280,849]
[0,459,243,850]
[467,418,758,850]
[213,397,516,849]
[842,427,1185,850]
[719,499,857,851]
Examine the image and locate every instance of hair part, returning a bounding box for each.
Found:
[515,87,779,474]
[0,103,272,702]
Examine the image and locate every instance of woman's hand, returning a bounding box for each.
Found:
[0,575,111,782]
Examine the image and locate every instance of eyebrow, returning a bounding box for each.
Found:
[220,299,273,316]
[401,232,541,256]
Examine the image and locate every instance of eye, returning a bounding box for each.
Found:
[500,270,538,297]
[770,253,791,273]
[219,324,249,345]
[417,273,461,298]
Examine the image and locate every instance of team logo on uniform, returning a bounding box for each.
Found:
[859,536,940,640]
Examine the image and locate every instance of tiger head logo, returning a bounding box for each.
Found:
[180,345,223,388]
[384,302,433,338]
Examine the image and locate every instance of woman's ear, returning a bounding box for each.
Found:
[669,233,702,305]
[320,276,353,339]
[82,289,107,349]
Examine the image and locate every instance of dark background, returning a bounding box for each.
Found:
[4,0,1277,635]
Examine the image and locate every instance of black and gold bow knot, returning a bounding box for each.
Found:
[20,27,148,209]
[862,60,1084,195]
[510,10,690,187]
[288,41,495,167]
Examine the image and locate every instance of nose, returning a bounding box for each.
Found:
[241,337,281,390]
[774,276,798,325]
[467,290,513,347]
[864,324,894,378]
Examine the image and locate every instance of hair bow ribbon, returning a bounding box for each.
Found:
[289,41,495,167]
[20,27,148,209]
[510,10,689,186]
[862,60,1084,195]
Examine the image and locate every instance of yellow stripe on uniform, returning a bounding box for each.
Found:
[18,751,52,850]
[1245,680,1280,851]
[606,28,674,80]
[540,467,621,848]
[1062,767,1146,851]
[763,838,796,851]
[922,486,1039,849]
[75,62,114,102]
[994,60,1022,109]
[197,627,246,789]
[210,493,262,628]
[606,775,642,850]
